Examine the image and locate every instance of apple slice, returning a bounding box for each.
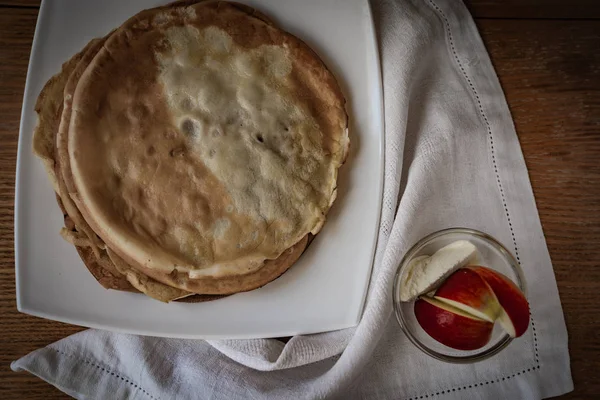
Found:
[434,268,502,323]
[468,266,530,338]
[414,296,493,350]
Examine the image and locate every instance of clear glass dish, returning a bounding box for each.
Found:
[392,227,526,363]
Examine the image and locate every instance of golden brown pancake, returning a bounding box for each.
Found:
[45,3,223,302]
[32,40,137,292]
[54,38,107,258]
[52,34,196,302]
[32,48,85,194]
[33,40,194,300]
[57,195,137,292]
[32,0,347,300]
[132,234,310,295]
[67,1,348,294]
[32,10,213,302]
[51,45,225,302]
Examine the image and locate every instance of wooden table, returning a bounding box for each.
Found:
[1,1,598,398]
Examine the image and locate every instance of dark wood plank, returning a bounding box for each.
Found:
[0,7,83,400]
[0,0,39,7]
[3,0,600,18]
[466,0,600,19]
[3,0,600,19]
[477,19,600,399]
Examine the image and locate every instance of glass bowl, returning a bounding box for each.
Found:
[392,227,526,363]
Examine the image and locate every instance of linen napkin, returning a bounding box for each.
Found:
[12,0,574,398]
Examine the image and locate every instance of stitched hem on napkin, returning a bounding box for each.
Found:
[11,347,156,400]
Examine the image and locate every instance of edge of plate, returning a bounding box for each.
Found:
[16,304,360,339]
[15,0,50,314]
[351,0,385,325]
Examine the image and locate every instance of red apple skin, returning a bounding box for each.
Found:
[434,268,501,322]
[468,266,530,337]
[414,297,493,350]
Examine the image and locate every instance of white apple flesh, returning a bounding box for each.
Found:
[468,266,530,338]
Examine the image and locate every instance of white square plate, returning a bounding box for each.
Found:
[15,0,383,339]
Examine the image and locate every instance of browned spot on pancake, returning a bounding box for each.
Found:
[180,118,197,136]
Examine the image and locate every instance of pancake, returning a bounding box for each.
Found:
[39,53,219,302]
[132,234,310,295]
[32,40,136,291]
[32,47,85,194]
[67,1,348,293]
[48,36,220,302]
[55,4,205,259]
[33,0,347,300]
[106,247,190,302]
[57,195,137,292]
[32,10,220,302]
[55,38,108,258]
[56,2,315,298]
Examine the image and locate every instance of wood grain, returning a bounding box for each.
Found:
[3,0,600,18]
[465,0,600,19]
[0,1,38,7]
[0,1,599,399]
[0,7,83,400]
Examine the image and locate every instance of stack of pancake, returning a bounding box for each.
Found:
[32,0,348,302]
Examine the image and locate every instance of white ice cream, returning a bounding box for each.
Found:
[399,240,478,302]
